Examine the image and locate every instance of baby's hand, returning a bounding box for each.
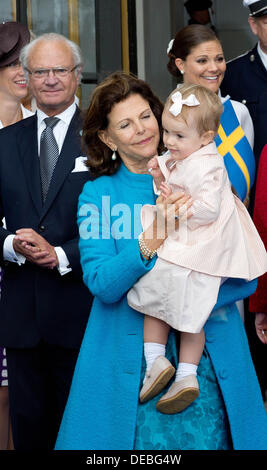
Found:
[147,156,160,175]
[160,182,172,199]
[147,156,165,189]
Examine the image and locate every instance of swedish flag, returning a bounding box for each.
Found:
[214,99,255,202]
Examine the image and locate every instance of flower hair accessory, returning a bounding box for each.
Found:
[167,38,174,54]
[169,91,200,117]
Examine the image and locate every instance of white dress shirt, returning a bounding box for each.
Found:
[3,101,77,275]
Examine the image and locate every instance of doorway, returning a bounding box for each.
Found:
[1,0,125,108]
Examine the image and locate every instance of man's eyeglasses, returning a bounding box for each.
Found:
[25,65,79,80]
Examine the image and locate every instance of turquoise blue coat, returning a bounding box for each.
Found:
[56,163,267,450]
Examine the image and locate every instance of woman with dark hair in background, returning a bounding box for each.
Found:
[166,23,259,346]
[167,24,255,207]
[166,24,267,402]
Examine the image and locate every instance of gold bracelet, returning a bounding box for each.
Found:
[138,232,157,259]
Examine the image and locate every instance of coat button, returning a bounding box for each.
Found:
[242,99,247,104]
[205,334,215,343]
[39,225,45,232]
[219,368,228,380]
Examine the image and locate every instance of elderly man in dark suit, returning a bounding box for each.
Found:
[0,32,93,449]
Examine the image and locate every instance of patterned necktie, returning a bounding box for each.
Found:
[39,116,60,201]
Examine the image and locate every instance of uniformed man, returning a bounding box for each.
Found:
[221,0,267,172]
[221,1,267,401]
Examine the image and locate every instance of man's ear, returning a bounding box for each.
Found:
[75,66,83,85]
[248,16,258,36]
[201,130,215,146]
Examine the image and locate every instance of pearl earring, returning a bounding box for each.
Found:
[180,70,184,75]
[111,149,117,161]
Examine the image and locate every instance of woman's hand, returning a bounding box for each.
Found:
[142,191,193,255]
[255,313,267,344]
[155,190,192,232]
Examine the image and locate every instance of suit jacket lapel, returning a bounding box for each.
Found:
[39,107,83,221]
[253,45,267,82]
[18,114,43,215]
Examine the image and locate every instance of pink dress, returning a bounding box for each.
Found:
[127,142,267,333]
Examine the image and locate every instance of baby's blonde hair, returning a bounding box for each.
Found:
[165,83,223,135]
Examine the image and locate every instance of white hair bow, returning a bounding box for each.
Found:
[169,91,200,117]
[167,39,174,54]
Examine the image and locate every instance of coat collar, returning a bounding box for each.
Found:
[250,44,267,79]
[176,142,218,164]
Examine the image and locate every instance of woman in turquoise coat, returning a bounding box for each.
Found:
[56,72,267,451]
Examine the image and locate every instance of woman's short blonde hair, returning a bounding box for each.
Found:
[165,83,223,135]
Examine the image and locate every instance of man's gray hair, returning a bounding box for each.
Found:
[20,32,83,80]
